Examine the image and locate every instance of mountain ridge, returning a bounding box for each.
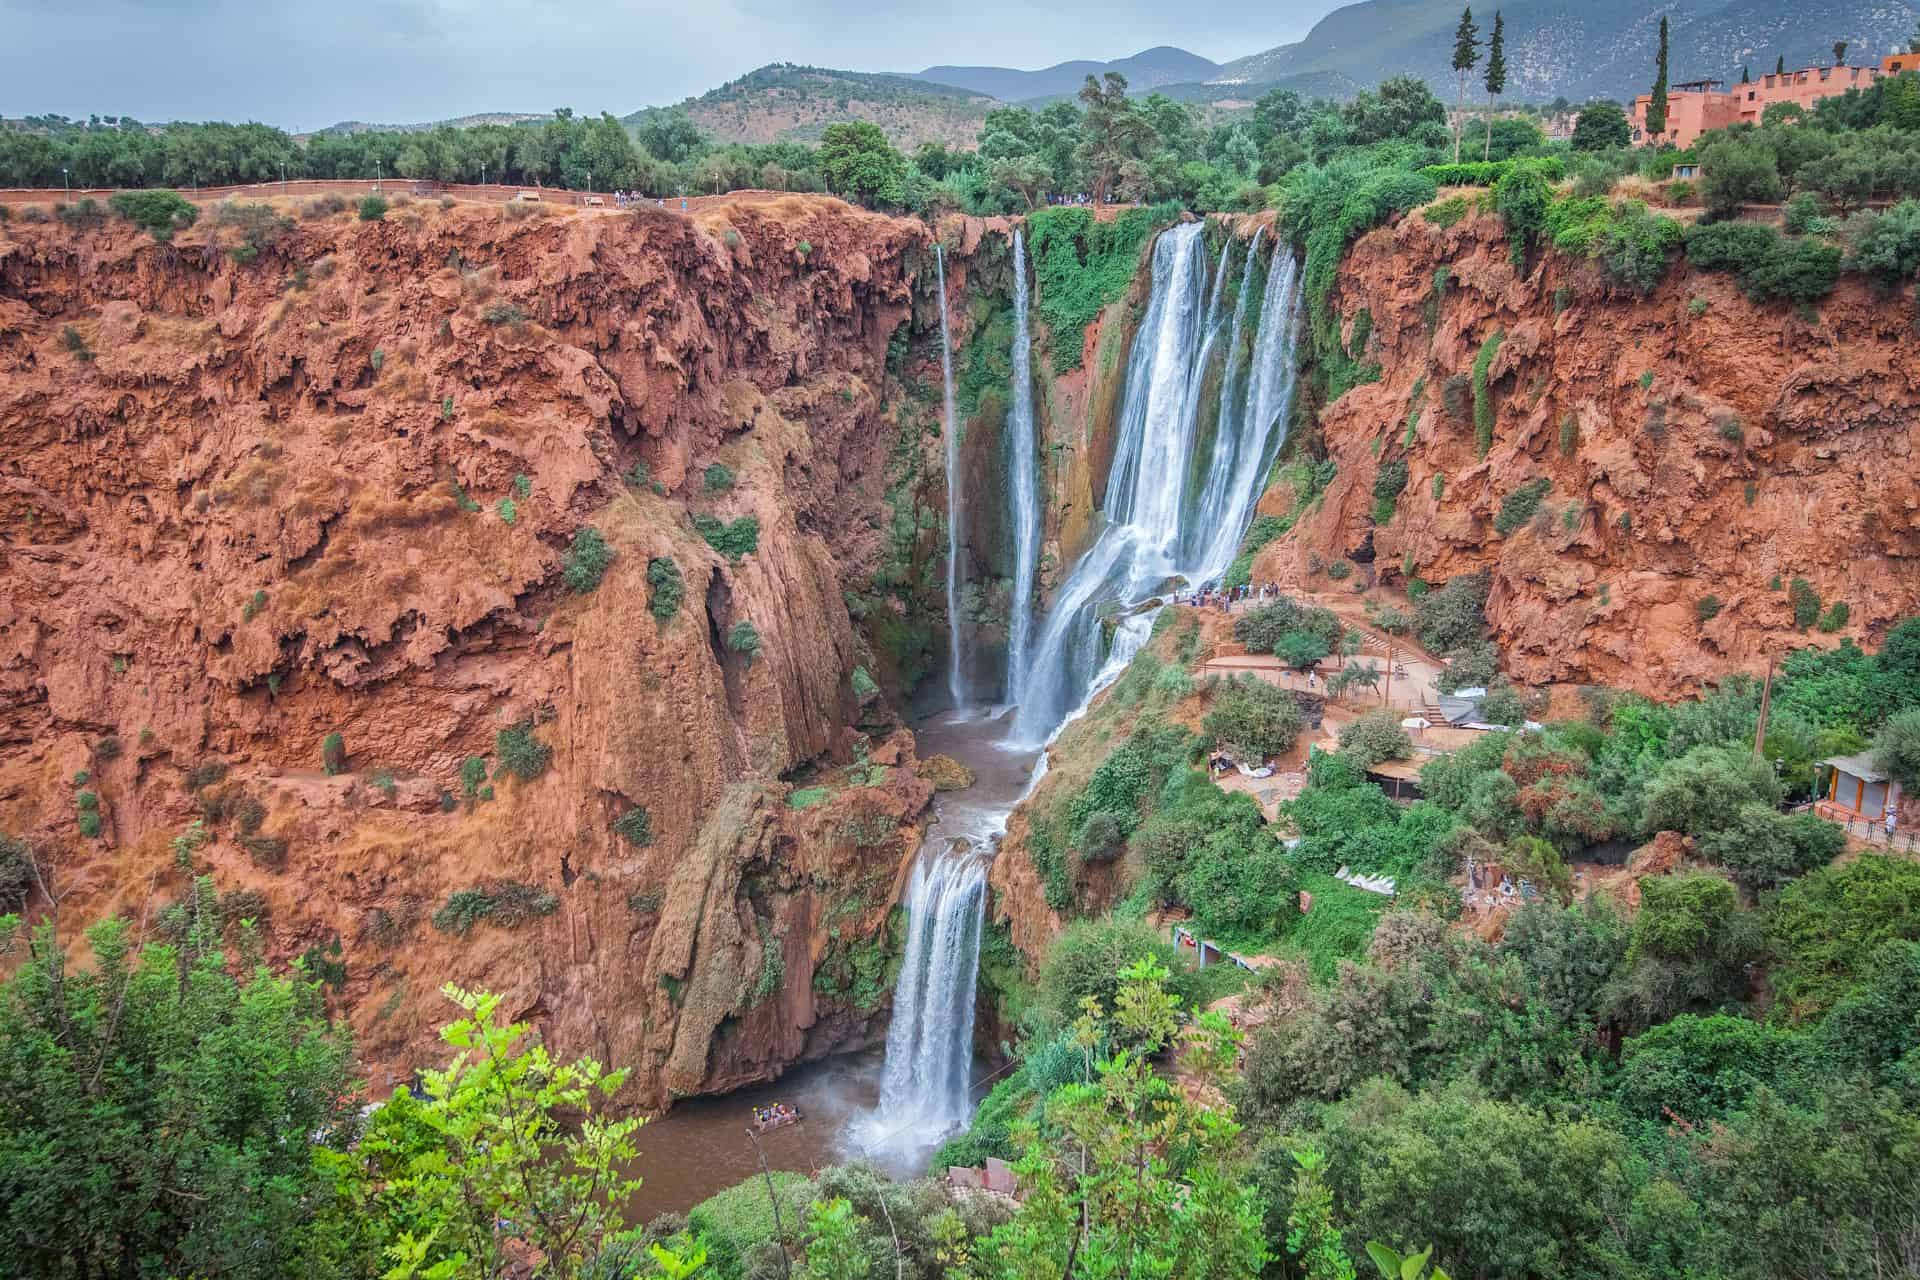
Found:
[910,46,1220,102]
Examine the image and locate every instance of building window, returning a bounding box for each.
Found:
[1748,91,1755,100]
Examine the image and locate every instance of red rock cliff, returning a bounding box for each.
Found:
[1260,206,1920,697]
[0,193,970,1107]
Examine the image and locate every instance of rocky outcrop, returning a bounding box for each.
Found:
[1259,207,1920,699]
[0,193,958,1108]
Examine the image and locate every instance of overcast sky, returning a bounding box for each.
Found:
[5,0,1337,131]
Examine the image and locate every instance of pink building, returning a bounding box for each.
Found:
[1630,55,1908,147]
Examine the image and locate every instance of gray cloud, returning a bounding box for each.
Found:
[3,0,1333,130]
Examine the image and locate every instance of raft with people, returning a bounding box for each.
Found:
[750,1101,801,1132]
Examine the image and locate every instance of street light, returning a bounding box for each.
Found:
[61,167,69,197]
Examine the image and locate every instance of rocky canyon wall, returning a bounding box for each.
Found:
[0,193,993,1107]
[1260,205,1920,698]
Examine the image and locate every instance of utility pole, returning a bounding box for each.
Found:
[745,1127,792,1280]
[1753,650,1775,761]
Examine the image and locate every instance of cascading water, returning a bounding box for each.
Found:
[936,245,966,709]
[1004,229,1041,703]
[863,221,1304,1157]
[1010,221,1302,745]
[870,847,989,1136]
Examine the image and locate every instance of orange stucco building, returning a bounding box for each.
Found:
[1630,53,1914,147]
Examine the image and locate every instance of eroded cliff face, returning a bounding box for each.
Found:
[0,193,975,1107]
[1260,207,1920,698]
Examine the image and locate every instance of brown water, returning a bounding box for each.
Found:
[622,706,1040,1221]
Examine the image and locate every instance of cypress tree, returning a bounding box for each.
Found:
[1741,64,1751,83]
[1832,40,1848,66]
[1452,6,1481,163]
[1647,16,1670,137]
[1776,55,1786,76]
[1483,11,1507,161]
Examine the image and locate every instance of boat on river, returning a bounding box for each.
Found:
[750,1104,802,1133]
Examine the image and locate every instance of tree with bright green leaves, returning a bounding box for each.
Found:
[1873,706,1920,788]
[1451,7,1481,163]
[802,1197,872,1280]
[0,899,358,1279]
[962,957,1263,1280]
[1076,72,1157,204]
[1648,16,1671,137]
[317,984,645,1279]
[1482,11,1508,162]
[817,122,907,209]
[1570,100,1631,150]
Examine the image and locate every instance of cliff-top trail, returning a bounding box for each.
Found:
[0,192,963,1107]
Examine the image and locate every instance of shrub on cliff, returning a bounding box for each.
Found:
[562,527,612,593]
[1843,200,1920,288]
[702,462,735,492]
[1415,570,1491,655]
[320,732,347,776]
[357,194,388,222]
[494,721,552,781]
[108,189,197,241]
[728,620,763,667]
[612,806,654,847]
[693,514,760,562]
[646,556,684,622]
[1494,477,1552,535]
[1741,237,1842,305]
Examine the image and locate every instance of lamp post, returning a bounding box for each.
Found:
[62,167,69,198]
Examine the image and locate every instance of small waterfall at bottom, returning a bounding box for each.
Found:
[871,847,990,1137]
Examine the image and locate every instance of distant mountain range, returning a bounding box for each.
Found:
[306,0,1920,152]
[1214,0,1920,104]
[909,46,1220,102]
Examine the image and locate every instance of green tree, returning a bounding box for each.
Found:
[1204,674,1306,761]
[1276,627,1332,672]
[1076,72,1156,204]
[1451,7,1481,163]
[802,1197,871,1280]
[1648,17,1671,137]
[1482,11,1508,162]
[1833,40,1849,66]
[0,911,357,1279]
[323,985,643,1279]
[818,122,907,209]
[106,189,197,240]
[1570,100,1631,151]
[1872,706,1920,787]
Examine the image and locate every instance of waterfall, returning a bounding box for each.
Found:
[870,845,989,1137]
[864,219,1305,1155]
[1010,221,1303,746]
[1005,229,1040,702]
[936,245,966,710]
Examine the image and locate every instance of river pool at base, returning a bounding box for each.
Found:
[621,706,1038,1222]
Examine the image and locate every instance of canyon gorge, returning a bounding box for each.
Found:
[4,179,1919,1132]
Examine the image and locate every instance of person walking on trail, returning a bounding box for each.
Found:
[1887,803,1899,844]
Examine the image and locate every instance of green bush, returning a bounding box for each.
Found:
[1696,594,1723,622]
[1417,157,1565,187]
[728,620,762,666]
[562,527,612,593]
[1790,576,1822,630]
[1631,872,1739,963]
[1493,476,1551,535]
[496,497,517,525]
[357,195,389,221]
[1078,810,1128,862]
[1415,571,1490,655]
[702,462,735,492]
[1874,707,1920,788]
[1740,236,1842,305]
[646,556,683,622]
[460,755,488,797]
[494,721,552,781]
[1842,200,1920,288]
[693,514,760,561]
[107,190,198,241]
[431,881,558,936]
[1685,220,1780,273]
[482,302,526,327]
[1325,558,1353,580]
[1423,195,1470,228]
[320,732,347,776]
[1771,855,1920,1019]
[612,807,653,847]
[1472,329,1504,455]
[1339,708,1413,768]
[1818,601,1851,633]
[1203,675,1306,761]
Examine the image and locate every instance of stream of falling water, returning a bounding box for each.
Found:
[856,221,1305,1166]
[1005,228,1040,704]
[937,244,966,710]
